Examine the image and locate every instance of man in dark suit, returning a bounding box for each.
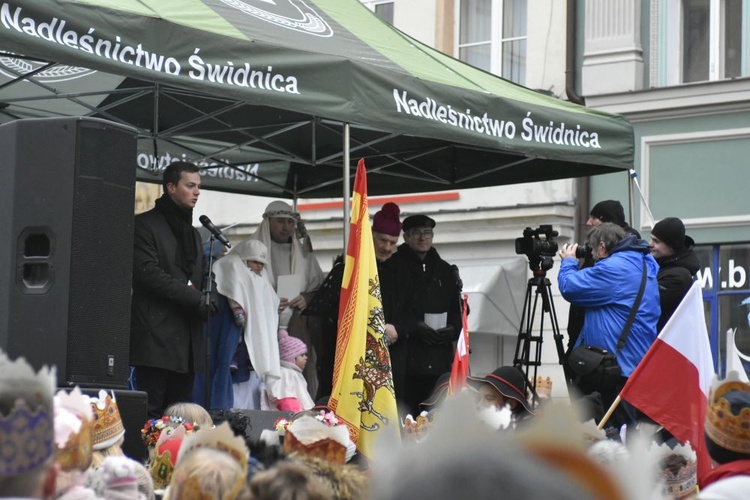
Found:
[130,161,207,417]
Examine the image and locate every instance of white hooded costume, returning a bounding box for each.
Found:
[213,239,281,405]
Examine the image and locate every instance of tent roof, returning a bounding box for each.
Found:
[0,0,633,198]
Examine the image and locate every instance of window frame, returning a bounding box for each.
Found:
[454,0,527,85]
[658,0,749,86]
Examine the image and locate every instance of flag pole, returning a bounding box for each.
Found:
[597,395,622,430]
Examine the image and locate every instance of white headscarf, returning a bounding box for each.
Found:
[249,201,324,293]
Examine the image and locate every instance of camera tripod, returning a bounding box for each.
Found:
[512,256,568,406]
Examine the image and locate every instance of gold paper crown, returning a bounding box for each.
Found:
[402,411,435,441]
[655,442,698,499]
[704,371,750,457]
[90,390,125,451]
[534,376,553,399]
[54,387,94,471]
[0,351,56,476]
[177,421,249,474]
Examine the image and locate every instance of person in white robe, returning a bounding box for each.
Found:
[246,200,325,399]
[213,238,280,409]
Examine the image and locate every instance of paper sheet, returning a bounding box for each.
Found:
[424,312,447,330]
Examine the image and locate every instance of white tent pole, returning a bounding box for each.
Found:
[629,169,656,228]
[627,168,635,226]
[343,123,350,252]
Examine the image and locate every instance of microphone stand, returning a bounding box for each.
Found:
[203,234,216,409]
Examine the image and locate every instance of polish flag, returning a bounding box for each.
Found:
[620,281,715,480]
[450,294,470,392]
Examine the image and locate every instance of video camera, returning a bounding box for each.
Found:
[515,225,559,273]
[515,225,559,257]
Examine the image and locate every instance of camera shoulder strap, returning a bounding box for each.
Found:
[615,258,648,355]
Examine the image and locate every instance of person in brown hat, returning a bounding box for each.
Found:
[467,366,533,423]
[649,217,699,332]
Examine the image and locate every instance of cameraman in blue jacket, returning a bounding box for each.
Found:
[558,223,660,428]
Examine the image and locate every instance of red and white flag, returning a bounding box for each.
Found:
[620,281,715,480]
[450,294,470,393]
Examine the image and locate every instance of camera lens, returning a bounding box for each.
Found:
[575,243,592,259]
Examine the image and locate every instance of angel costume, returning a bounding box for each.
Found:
[213,239,281,409]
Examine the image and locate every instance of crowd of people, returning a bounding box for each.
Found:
[2,159,747,498]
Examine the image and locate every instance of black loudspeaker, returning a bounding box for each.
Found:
[0,117,136,387]
[80,388,149,463]
[238,409,295,442]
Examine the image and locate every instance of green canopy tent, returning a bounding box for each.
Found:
[0,0,634,200]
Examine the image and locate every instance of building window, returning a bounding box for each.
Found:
[456,0,527,85]
[697,243,750,377]
[361,1,394,24]
[661,0,747,85]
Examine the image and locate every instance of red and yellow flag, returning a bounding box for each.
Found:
[328,159,400,459]
[450,294,471,393]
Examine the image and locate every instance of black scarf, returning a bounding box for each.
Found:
[154,194,198,279]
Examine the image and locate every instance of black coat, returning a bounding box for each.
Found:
[304,255,416,401]
[391,244,462,376]
[656,245,700,332]
[129,207,205,373]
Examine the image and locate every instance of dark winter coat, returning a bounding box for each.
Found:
[129,207,205,373]
[655,244,700,331]
[391,244,462,376]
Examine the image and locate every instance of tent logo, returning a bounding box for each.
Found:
[0,56,96,83]
[217,0,333,37]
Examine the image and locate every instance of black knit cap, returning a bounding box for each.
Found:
[589,200,626,226]
[402,214,436,232]
[651,217,686,252]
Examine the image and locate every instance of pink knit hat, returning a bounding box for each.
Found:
[278,330,307,362]
[372,202,401,237]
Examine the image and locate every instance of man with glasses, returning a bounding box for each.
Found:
[391,214,462,415]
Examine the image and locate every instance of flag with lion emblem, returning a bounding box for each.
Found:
[328,158,400,459]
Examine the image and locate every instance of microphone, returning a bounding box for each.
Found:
[199,215,231,249]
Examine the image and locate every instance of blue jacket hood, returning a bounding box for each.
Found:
[611,234,651,255]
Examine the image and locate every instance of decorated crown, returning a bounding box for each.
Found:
[534,376,553,399]
[654,442,698,499]
[0,351,56,476]
[149,423,190,490]
[177,421,249,473]
[402,411,435,442]
[141,415,197,448]
[54,386,94,471]
[704,371,750,462]
[89,390,125,451]
[284,415,350,464]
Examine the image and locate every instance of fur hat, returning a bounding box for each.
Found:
[263,200,297,220]
[467,366,532,414]
[279,330,307,363]
[89,390,125,451]
[372,202,402,237]
[87,456,146,500]
[651,217,687,252]
[589,200,626,227]
[402,214,436,232]
[236,239,268,265]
